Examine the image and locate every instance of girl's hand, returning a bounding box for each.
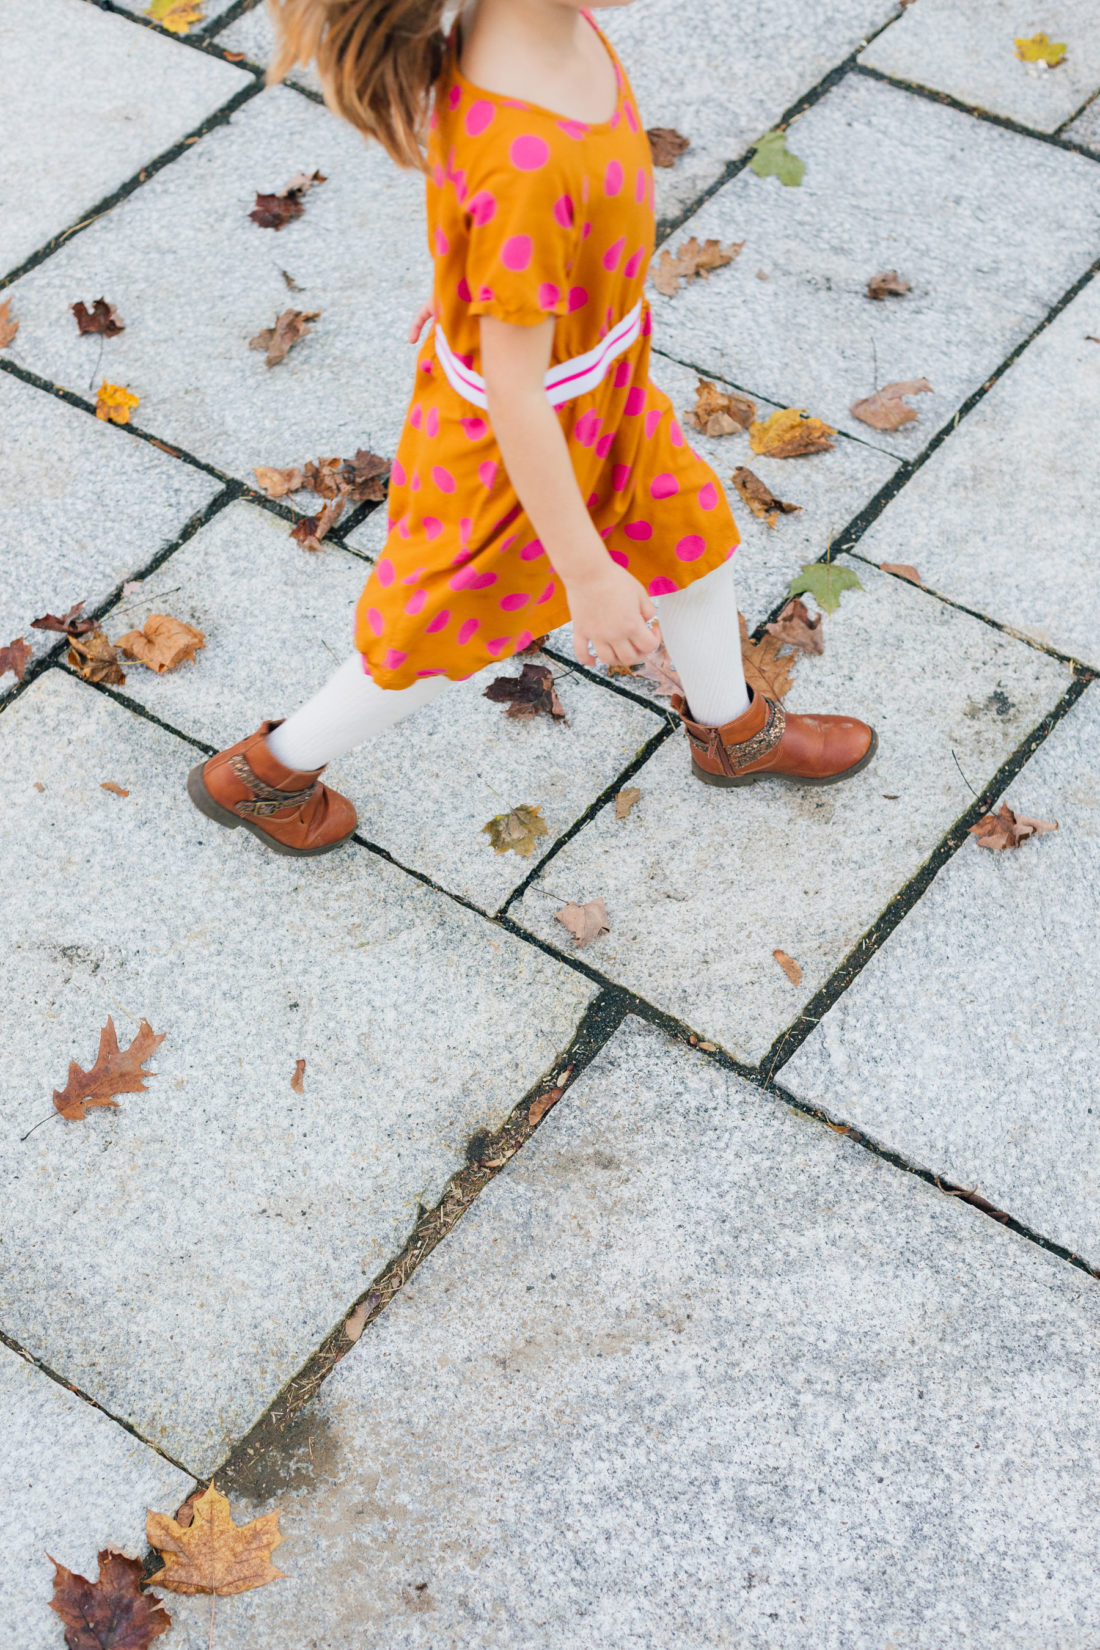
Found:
[408,302,434,345]
[567,562,662,668]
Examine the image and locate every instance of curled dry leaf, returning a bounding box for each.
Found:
[290,495,345,551]
[1015,32,1066,66]
[749,129,805,187]
[53,1016,166,1121]
[851,378,933,432]
[555,897,610,948]
[633,640,682,698]
[95,382,139,425]
[49,1548,171,1650]
[290,1058,305,1094]
[483,661,566,722]
[0,636,31,681]
[867,269,911,301]
[615,785,641,820]
[249,308,320,368]
[880,562,922,585]
[253,465,306,498]
[652,236,743,298]
[72,298,124,336]
[739,612,797,701]
[344,1298,374,1342]
[785,560,863,615]
[250,170,326,230]
[968,802,1058,850]
[730,465,800,528]
[684,378,756,437]
[749,407,836,458]
[646,126,690,167]
[115,614,205,673]
[146,1483,286,1597]
[482,803,548,856]
[101,781,130,797]
[68,629,125,685]
[32,601,96,637]
[773,948,802,986]
[765,597,823,654]
[146,0,204,30]
[528,1079,567,1127]
[517,634,547,655]
[302,455,344,498]
[341,447,391,503]
[0,298,18,349]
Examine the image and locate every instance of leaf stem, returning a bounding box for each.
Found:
[951,748,981,799]
[19,1112,59,1143]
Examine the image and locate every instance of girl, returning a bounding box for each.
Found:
[187,0,875,856]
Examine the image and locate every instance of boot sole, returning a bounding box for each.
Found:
[187,763,355,857]
[691,728,879,789]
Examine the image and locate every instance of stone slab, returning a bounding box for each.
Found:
[0,1344,194,1650]
[164,1017,1100,1650]
[112,0,242,27]
[515,561,1070,1063]
[7,84,428,482]
[102,500,664,912]
[849,277,1100,667]
[651,73,1100,450]
[0,0,249,278]
[0,670,594,1474]
[783,684,1100,1268]
[1065,93,1100,150]
[216,4,324,93]
[860,0,1100,133]
[0,372,220,686]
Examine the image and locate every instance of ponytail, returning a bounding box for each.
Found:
[266,0,449,171]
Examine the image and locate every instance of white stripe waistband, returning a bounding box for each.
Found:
[432,298,644,412]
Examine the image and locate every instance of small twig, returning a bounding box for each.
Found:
[109,586,183,622]
[87,334,105,395]
[320,637,341,662]
[951,748,981,799]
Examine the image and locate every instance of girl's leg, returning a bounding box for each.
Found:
[655,561,750,727]
[266,653,450,770]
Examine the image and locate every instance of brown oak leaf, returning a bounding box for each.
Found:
[115,614,205,673]
[555,898,610,948]
[1,636,32,681]
[249,171,326,230]
[290,496,344,551]
[340,447,391,503]
[481,803,548,856]
[249,308,320,368]
[0,298,18,349]
[49,1548,171,1650]
[765,597,823,654]
[53,1016,166,1121]
[730,465,801,527]
[740,613,797,700]
[615,785,641,819]
[67,630,125,685]
[867,270,911,300]
[290,1058,305,1094]
[968,803,1058,850]
[850,378,933,431]
[684,378,756,436]
[646,126,690,167]
[748,408,836,457]
[632,640,682,697]
[652,236,743,297]
[483,662,566,721]
[146,1483,285,1597]
[253,465,306,498]
[72,298,125,336]
[880,562,922,585]
[32,601,96,637]
[773,949,802,986]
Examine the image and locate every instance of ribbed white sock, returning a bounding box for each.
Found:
[265,653,451,770]
[655,561,750,726]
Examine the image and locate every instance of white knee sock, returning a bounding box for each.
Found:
[265,653,451,770]
[655,561,750,726]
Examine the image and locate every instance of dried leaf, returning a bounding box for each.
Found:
[282,269,303,291]
[749,407,836,458]
[968,802,1058,850]
[739,612,797,700]
[249,308,320,368]
[528,1081,566,1126]
[652,236,743,297]
[749,129,805,187]
[340,447,391,503]
[785,560,863,615]
[880,562,922,585]
[301,455,344,498]
[730,465,800,528]
[146,0,203,30]
[249,171,326,230]
[290,1058,305,1094]
[867,269,911,300]
[68,630,126,685]
[773,948,802,985]
[0,636,31,681]
[72,298,124,337]
[253,465,306,498]
[765,597,823,654]
[101,782,130,797]
[555,898,610,948]
[615,785,641,820]
[0,298,18,348]
[146,1483,285,1597]
[483,662,566,722]
[632,640,682,697]
[49,1549,171,1650]
[53,1016,166,1121]
[1015,32,1066,66]
[851,378,933,431]
[290,496,344,551]
[344,1299,373,1342]
[115,614,205,673]
[95,382,139,425]
[646,126,690,167]
[517,635,548,655]
[684,378,756,436]
[481,803,548,857]
[32,601,96,637]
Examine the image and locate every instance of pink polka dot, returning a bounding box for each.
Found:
[477,286,494,303]
[447,85,461,110]
[465,98,494,136]
[612,463,631,491]
[557,119,589,140]
[609,361,629,392]
[595,432,614,458]
[423,516,443,540]
[421,359,433,374]
[604,158,623,196]
[425,407,439,438]
[467,190,496,226]
[487,636,513,655]
[642,306,653,336]
[384,649,408,670]
[568,286,589,312]
[500,592,530,611]
[418,668,446,676]
[376,557,395,587]
[670,419,685,448]
[431,464,456,492]
[609,549,630,569]
[574,409,602,448]
[635,167,647,203]
[625,102,639,133]
[501,533,519,553]
[510,134,550,170]
[582,221,592,239]
[520,539,545,560]
[625,386,646,415]
[391,458,407,486]
[400,566,424,585]
[648,577,679,596]
[698,481,718,511]
[479,460,498,490]
[434,227,449,256]
[535,581,557,605]
[426,609,450,634]
[409,404,422,429]
[397,513,412,539]
[624,521,652,541]
[602,236,625,273]
[651,473,679,499]
[553,194,575,229]
[457,618,480,645]
[459,517,472,544]
[725,544,736,560]
[460,416,487,439]
[645,408,662,439]
[432,162,444,187]
[450,565,498,592]
[456,276,472,303]
[539,281,561,310]
[404,589,427,614]
[623,248,644,280]
[587,491,601,510]
[366,607,385,636]
[515,630,534,651]
[410,472,421,493]
[676,534,706,561]
[493,504,521,534]
[501,234,533,271]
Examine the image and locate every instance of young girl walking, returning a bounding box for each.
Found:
[188,0,876,855]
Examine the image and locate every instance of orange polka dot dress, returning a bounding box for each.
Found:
[354,11,741,688]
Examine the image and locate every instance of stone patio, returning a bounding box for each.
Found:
[3,2,1100,1644]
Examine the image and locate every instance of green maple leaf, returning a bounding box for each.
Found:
[785,561,863,615]
[748,130,805,187]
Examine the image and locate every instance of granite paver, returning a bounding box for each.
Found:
[0,0,249,278]
[0,1344,194,1649]
[0,371,220,685]
[651,73,1100,448]
[849,276,1100,666]
[0,670,594,1474]
[216,3,324,94]
[515,561,1070,1063]
[860,0,1100,132]
[112,0,243,26]
[1066,93,1100,150]
[783,684,1100,1268]
[164,1019,1100,1650]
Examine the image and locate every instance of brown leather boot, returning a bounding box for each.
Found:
[673,689,876,787]
[187,721,358,856]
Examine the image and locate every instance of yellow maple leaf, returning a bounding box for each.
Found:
[1015,32,1066,66]
[748,407,836,458]
[146,0,205,32]
[95,382,140,425]
[146,1483,285,1596]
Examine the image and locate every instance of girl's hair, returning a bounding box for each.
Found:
[266,0,449,171]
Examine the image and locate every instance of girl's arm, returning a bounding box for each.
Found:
[480,315,661,669]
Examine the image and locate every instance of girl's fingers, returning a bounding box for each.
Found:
[573,628,593,666]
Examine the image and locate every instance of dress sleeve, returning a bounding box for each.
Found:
[460,148,581,327]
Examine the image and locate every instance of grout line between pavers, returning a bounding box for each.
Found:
[77,0,266,65]
[1056,86,1100,136]
[199,0,265,36]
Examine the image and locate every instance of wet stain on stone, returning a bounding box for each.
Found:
[224,1401,340,1501]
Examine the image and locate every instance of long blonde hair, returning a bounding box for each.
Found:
[266,0,450,170]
